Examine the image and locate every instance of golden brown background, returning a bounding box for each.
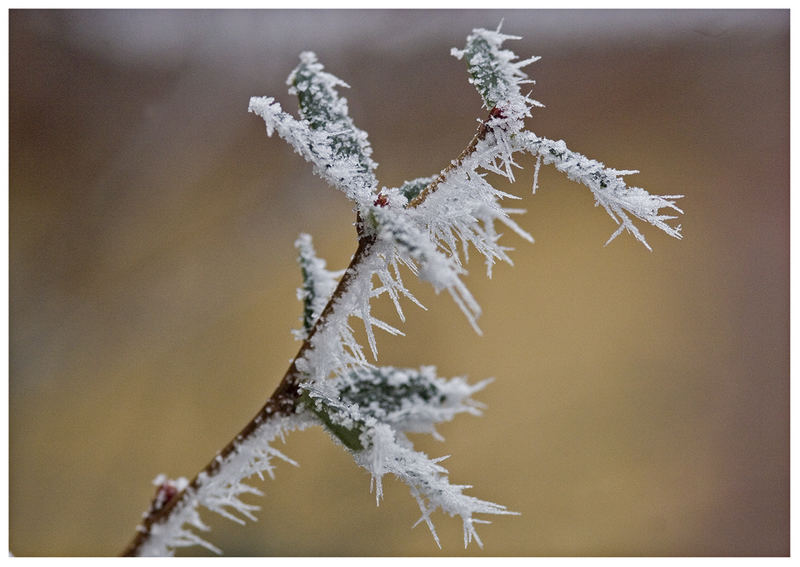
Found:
[9,9,789,556]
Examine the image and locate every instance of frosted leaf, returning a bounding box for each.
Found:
[294,233,345,339]
[299,367,513,548]
[451,23,542,113]
[301,366,490,442]
[247,52,377,207]
[288,52,377,180]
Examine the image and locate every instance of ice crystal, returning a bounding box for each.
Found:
[294,239,416,376]
[516,133,683,249]
[136,412,314,556]
[301,366,512,547]
[354,421,516,549]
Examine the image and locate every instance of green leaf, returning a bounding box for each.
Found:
[299,390,365,451]
[464,35,504,108]
[294,234,341,338]
[337,368,445,416]
[301,366,487,452]
[398,176,436,203]
[296,236,320,334]
[452,26,538,110]
[298,266,316,334]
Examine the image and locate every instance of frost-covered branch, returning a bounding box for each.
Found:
[130,413,313,556]
[122,233,379,556]
[124,22,684,556]
[515,132,683,249]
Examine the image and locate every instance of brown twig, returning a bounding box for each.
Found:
[407,110,496,209]
[121,231,376,556]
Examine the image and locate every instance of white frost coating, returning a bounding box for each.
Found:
[373,208,484,333]
[307,365,492,438]
[294,233,345,340]
[515,132,683,250]
[451,22,543,113]
[532,153,542,194]
[295,237,424,375]
[136,412,315,556]
[355,422,516,549]
[247,96,376,207]
[303,366,513,548]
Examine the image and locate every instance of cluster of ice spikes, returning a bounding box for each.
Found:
[136,412,314,556]
[301,366,512,548]
[136,23,683,556]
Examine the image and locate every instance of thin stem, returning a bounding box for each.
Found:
[121,231,376,556]
[121,111,493,556]
[407,111,493,209]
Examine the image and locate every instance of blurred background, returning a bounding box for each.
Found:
[9,9,788,556]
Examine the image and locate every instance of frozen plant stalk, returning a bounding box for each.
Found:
[123,23,683,556]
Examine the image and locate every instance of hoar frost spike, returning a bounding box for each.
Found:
[123,23,683,556]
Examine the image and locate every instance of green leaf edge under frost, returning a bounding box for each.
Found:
[288,51,377,181]
[451,23,541,110]
[299,366,482,452]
